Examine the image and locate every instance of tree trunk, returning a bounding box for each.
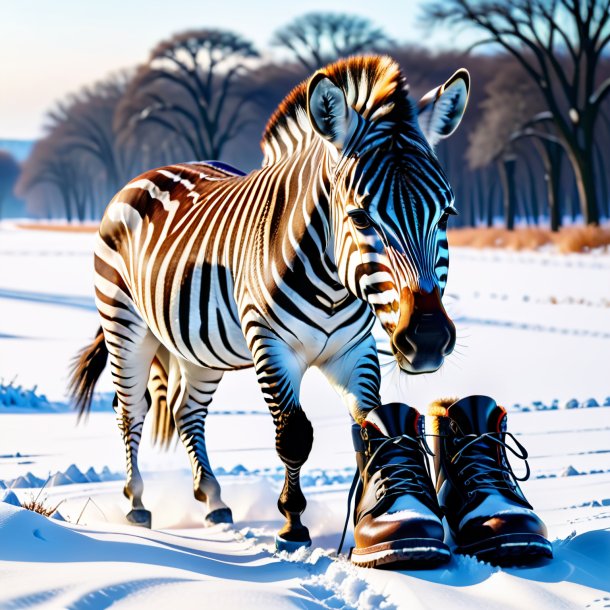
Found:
[570,147,600,226]
[521,159,538,224]
[475,171,485,225]
[545,171,561,232]
[498,156,517,230]
[594,144,608,219]
[538,140,562,232]
[486,177,497,227]
[571,179,579,222]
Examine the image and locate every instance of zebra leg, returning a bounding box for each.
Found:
[317,333,382,423]
[171,359,232,525]
[106,326,160,528]
[250,337,312,550]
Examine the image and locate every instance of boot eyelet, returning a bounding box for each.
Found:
[467,491,474,498]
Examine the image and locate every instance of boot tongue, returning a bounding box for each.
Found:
[363,403,420,438]
[447,395,506,435]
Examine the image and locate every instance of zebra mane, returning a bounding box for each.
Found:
[261,55,413,165]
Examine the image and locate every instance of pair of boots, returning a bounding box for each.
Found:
[347,396,552,568]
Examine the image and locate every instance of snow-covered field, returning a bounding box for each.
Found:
[0,225,609,610]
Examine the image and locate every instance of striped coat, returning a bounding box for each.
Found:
[70,56,469,541]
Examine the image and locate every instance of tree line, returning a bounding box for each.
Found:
[10,2,610,229]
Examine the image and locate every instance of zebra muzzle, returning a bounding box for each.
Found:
[391,287,456,374]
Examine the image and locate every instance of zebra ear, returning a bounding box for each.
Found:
[307,74,350,149]
[418,69,470,147]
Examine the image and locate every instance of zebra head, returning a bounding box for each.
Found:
[306,58,470,374]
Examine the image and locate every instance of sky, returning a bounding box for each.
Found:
[0,0,468,140]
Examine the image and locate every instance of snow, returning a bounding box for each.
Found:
[0,225,609,609]
[0,381,50,409]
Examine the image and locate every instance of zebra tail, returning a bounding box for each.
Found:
[68,326,108,419]
[148,356,177,450]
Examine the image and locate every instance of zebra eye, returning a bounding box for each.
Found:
[347,208,372,230]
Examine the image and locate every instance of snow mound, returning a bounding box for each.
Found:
[557,530,610,583]
[47,465,122,487]
[581,398,599,408]
[2,502,609,610]
[47,471,74,487]
[100,466,123,481]
[0,503,91,561]
[0,503,396,609]
[511,396,607,412]
[7,472,45,489]
[1,466,123,490]
[64,464,88,484]
[85,467,101,483]
[1,490,21,507]
[0,381,49,408]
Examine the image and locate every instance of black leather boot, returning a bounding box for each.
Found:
[348,403,450,569]
[430,395,553,565]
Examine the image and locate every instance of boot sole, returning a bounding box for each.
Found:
[456,533,553,566]
[350,538,451,569]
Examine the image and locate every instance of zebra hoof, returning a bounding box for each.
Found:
[205,507,233,525]
[275,534,312,553]
[126,509,152,528]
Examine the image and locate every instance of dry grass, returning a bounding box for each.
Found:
[448,226,610,253]
[15,223,99,233]
[10,222,610,253]
[21,493,63,518]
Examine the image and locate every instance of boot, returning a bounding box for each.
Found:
[430,395,553,565]
[349,403,450,569]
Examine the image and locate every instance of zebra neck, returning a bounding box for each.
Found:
[245,145,343,291]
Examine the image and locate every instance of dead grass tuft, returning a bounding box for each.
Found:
[10,222,610,252]
[448,226,610,253]
[552,225,610,253]
[15,223,99,233]
[21,495,63,518]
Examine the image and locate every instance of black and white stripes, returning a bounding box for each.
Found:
[74,55,469,540]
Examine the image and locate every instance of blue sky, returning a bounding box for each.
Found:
[0,0,465,139]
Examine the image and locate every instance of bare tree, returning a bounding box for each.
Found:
[116,29,260,161]
[17,138,93,221]
[466,61,556,229]
[16,69,192,221]
[270,12,392,71]
[16,75,131,221]
[0,151,20,221]
[424,0,610,225]
[46,73,135,201]
[467,62,543,168]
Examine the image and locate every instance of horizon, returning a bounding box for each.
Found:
[0,0,475,140]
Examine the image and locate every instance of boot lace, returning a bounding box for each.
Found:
[337,433,434,556]
[450,431,530,496]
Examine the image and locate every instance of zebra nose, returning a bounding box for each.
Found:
[392,287,456,374]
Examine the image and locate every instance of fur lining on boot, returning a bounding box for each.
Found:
[428,397,458,436]
[428,397,459,418]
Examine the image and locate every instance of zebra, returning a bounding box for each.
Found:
[69,55,469,550]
